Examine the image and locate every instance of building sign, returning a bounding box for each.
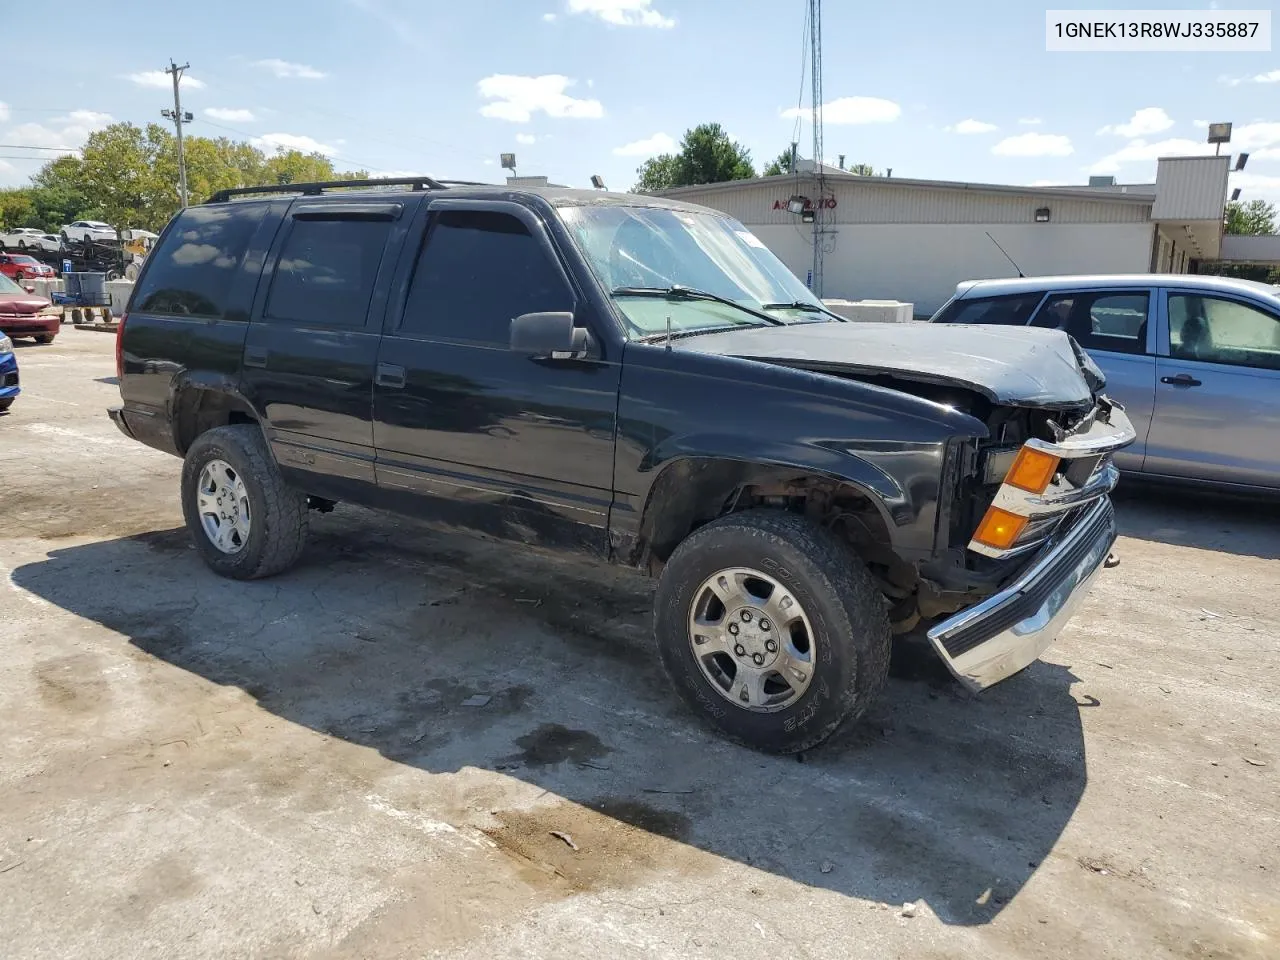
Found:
[772,196,837,211]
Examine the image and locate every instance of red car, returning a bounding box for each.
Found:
[0,253,56,280]
[0,272,59,342]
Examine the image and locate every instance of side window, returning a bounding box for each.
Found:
[400,210,573,345]
[1031,291,1149,356]
[133,204,265,318]
[937,294,1042,326]
[1168,294,1280,371]
[263,218,392,327]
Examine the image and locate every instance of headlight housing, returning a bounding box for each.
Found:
[38,305,62,316]
[0,334,13,354]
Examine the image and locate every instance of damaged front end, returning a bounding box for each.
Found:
[925,395,1135,690]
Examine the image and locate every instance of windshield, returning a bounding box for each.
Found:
[0,274,25,294]
[559,204,830,338]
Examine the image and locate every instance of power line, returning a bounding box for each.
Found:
[0,143,80,152]
[198,118,395,175]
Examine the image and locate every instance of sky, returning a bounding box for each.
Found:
[1,0,1279,203]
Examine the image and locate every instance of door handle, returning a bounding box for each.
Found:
[376,362,406,388]
[244,347,268,368]
[1160,374,1202,387]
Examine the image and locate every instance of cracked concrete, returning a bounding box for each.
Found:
[0,333,1277,959]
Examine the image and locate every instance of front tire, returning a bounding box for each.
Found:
[0,398,12,412]
[654,509,891,754]
[34,334,53,344]
[181,424,309,580]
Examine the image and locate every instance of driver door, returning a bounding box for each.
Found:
[372,199,622,556]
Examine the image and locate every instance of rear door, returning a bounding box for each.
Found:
[239,197,414,501]
[1028,287,1156,473]
[1144,288,1280,489]
[372,198,621,556]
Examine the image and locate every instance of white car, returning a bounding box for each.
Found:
[0,227,54,251]
[59,220,118,244]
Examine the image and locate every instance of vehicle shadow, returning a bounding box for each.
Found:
[11,514,1088,926]
[1113,482,1280,561]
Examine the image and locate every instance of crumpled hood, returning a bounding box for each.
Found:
[673,321,1095,407]
[0,294,51,316]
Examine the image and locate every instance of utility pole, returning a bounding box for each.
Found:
[161,60,192,207]
[809,0,825,298]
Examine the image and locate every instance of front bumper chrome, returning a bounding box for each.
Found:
[928,496,1116,691]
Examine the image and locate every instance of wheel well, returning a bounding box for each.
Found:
[637,459,912,592]
[173,388,259,455]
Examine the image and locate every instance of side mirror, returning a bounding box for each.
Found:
[23,284,36,294]
[510,311,589,359]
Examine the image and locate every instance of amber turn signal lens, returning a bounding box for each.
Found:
[1004,447,1060,494]
[973,506,1029,551]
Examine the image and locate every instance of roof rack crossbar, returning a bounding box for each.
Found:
[206,176,449,204]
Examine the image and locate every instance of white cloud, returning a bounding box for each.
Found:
[1098,107,1174,138]
[1018,117,1043,126]
[0,101,8,122]
[1234,121,1280,149]
[781,96,900,125]
[542,11,556,20]
[947,119,998,135]
[1230,171,1280,202]
[5,110,114,152]
[1253,147,1280,160]
[992,132,1074,157]
[251,132,337,156]
[205,107,256,123]
[1226,68,1280,86]
[127,70,205,89]
[255,59,326,80]
[612,132,677,156]
[567,0,674,28]
[477,74,603,122]
[1087,137,1212,174]
[515,133,537,144]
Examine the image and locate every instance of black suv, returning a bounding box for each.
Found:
[110,177,1134,753]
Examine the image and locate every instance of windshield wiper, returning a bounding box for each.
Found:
[760,300,845,321]
[611,285,787,328]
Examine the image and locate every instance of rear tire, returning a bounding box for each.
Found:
[653,508,891,754]
[181,424,309,580]
[17,241,26,251]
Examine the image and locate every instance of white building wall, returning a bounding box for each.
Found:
[750,222,1156,315]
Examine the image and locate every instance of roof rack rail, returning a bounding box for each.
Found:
[205,176,449,204]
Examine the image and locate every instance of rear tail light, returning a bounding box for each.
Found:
[115,312,127,381]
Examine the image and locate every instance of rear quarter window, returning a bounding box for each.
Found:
[934,293,1043,325]
[133,204,266,318]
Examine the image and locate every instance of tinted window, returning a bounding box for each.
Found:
[134,204,265,318]
[1031,291,1149,355]
[400,210,572,344]
[1169,294,1280,371]
[264,218,391,327]
[935,294,1042,326]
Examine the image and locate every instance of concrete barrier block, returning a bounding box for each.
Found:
[822,299,914,323]
[28,278,65,301]
[106,280,133,314]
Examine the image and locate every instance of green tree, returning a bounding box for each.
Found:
[762,147,797,177]
[631,123,755,192]
[1225,199,1277,235]
[633,154,679,192]
[847,162,877,176]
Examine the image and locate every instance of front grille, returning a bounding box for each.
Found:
[2,371,17,387]
[941,500,1114,658]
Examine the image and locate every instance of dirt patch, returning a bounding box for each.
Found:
[503,723,611,768]
[482,796,702,893]
[33,654,110,714]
